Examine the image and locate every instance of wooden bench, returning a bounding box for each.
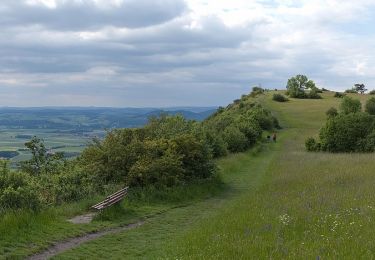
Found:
[91,187,129,210]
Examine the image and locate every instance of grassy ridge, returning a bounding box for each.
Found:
[163,92,375,258]
[5,91,375,258]
[56,91,375,259]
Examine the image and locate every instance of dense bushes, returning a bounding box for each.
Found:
[79,95,279,190]
[326,107,338,118]
[340,96,362,114]
[272,94,288,102]
[0,164,41,210]
[365,97,375,115]
[319,113,375,152]
[0,91,280,211]
[306,96,375,153]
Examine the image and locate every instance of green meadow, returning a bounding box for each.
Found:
[64,91,375,259]
[3,91,375,259]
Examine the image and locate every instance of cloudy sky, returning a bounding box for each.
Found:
[1,0,375,107]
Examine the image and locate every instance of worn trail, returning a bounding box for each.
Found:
[27,221,144,260]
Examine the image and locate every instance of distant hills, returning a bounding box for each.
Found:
[0,107,217,131]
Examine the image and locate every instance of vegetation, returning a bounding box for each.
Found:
[306,95,375,153]
[334,92,345,98]
[353,83,367,94]
[365,97,375,115]
[51,91,375,259]
[285,74,322,99]
[369,90,375,95]
[0,93,278,212]
[6,89,375,259]
[340,96,362,114]
[325,107,338,118]
[345,89,359,94]
[272,93,288,102]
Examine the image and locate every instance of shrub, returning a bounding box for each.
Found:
[369,90,375,95]
[305,137,321,152]
[356,130,375,152]
[365,97,375,115]
[319,113,375,152]
[326,107,338,118]
[306,89,322,99]
[345,89,357,94]
[0,171,41,211]
[334,92,345,98]
[272,93,288,102]
[222,126,249,153]
[250,86,264,97]
[127,153,184,188]
[340,96,362,114]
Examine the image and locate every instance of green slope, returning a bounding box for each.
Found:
[55,91,375,259]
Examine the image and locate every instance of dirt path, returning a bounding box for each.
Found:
[27,221,145,260]
[68,213,97,224]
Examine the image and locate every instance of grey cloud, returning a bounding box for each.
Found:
[0,0,187,30]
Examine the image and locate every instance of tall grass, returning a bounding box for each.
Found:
[161,92,375,259]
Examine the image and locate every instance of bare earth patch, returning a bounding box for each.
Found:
[67,213,97,224]
[27,221,145,260]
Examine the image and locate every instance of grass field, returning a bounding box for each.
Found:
[55,91,375,259]
[3,91,375,259]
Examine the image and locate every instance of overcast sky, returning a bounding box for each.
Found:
[1,0,375,107]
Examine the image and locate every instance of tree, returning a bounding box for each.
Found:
[354,83,367,94]
[20,136,65,175]
[340,96,362,114]
[286,75,317,98]
[365,97,375,115]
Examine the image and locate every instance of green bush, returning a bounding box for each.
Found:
[306,89,322,99]
[250,86,264,97]
[340,96,362,114]
[272,94,288,102]
[305,137,321,152]
[365,97,375,115]
[222,126,249,153]
[319,113,375,152]
[334,92,345,98]
[127,153,184,188]
[345,89,357,94]
[326,107,338,118]
[0,171,41,211]
[369,90,375,95]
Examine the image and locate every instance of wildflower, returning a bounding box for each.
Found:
[278,214,291,225]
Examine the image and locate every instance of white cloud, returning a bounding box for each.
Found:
[1,0,375,106]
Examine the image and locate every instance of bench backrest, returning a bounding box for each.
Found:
[91,187,129,210]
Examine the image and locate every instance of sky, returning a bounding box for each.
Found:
[1,0,375,107]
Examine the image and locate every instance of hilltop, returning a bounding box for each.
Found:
[3,90,375,258]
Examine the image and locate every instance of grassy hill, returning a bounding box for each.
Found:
[3,91,375,258]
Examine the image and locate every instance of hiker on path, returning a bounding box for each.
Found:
[272,133,277,142]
